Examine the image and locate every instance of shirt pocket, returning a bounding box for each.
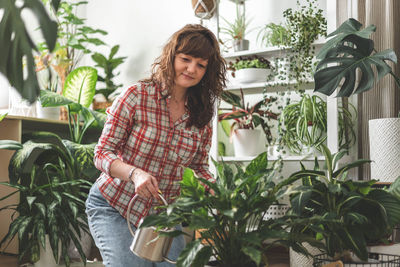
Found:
[170,129,201,166]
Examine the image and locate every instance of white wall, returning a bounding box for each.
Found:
[84,0,327,91]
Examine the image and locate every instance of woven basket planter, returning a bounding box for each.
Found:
[191,0,217,19]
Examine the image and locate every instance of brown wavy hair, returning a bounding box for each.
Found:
[142,24,227,129]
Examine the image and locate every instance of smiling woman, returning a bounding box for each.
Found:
[85,24,227,267]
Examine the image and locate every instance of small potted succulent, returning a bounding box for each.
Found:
[228,55,272,84]
[218,89,278,156]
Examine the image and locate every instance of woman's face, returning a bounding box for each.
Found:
[173,53,208,91]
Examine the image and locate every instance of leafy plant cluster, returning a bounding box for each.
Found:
[228,55,271,78]
[141,153,322,267]
[91,45,127,102]
[257,22,291,47]
[283,0,327,86]
[0,132,97,266]
[289,145,400,261]
[218,89,279,145]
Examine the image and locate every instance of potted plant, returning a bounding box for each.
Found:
[314,18,400,183]
[91,45,126,111]
[279,93,327,155]
[288,145,400,264]
[191,0,217,20]
[283,0,327,86]
[0,131,96,266]
[140,152,323,267]
[218,89,278,156]
[220,0,251,52]
[257,22,290,48]
[228,55,272,84]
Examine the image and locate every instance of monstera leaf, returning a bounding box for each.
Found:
[0,0,59,103]
[317,18,376,60]
[314,33,398,97]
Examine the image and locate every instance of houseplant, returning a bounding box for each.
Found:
[279,93,327,155]
[257,22,290,48]
[288,145,400,263]
[140,152,323,267]
[0,0,59,103]
[218,89,278,156]
[220,0,251,52]
[228,55,272,84]
[39,66,106,144]
[91,45,126,111]
[0,131,95,266]
[283,0,327,86]
[313,18,400,182]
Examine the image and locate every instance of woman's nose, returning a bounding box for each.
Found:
[186,63,196,73]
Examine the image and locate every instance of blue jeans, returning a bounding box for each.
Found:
[85,183,185,267]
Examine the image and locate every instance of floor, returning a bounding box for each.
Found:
[0,254,18,267]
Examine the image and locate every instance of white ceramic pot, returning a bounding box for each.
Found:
[34,235,59,267]
[232,129,262,157]
[36,101,60,120]
[369,118,400,182]
[0,75,10,109]
[235,68,270,83]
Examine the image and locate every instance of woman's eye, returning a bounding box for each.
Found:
[182,57,190,62]
[198,64,206,69]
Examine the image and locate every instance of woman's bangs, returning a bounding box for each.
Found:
[177,35,214,60]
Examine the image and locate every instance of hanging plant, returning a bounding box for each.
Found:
[283,0,327,87]
[191,0,217,20]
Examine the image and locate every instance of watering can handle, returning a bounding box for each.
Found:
[127,193,169,237]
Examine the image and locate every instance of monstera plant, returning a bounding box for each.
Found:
[314,18,400,97]
[0,0,59,103]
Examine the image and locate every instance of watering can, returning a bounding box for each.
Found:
[127,193,176,264]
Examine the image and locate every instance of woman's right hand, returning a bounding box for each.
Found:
[130,169,159,199]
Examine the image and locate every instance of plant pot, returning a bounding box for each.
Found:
[232,129,262,157]
[0,75,10,109]
[36,101,60,120]
[34,235,60,267]
[233,39,249,52]
[92,100,113,111]
[235,68,271,83]
[290,243,321,267]
[191,0,217,19]
[369,118,400,182]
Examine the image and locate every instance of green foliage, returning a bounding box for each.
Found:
[218,89,278,144]
[257,23,290,47]
[314,18,400,97]
[279,94,327,154]
[230,55,271,71]
[141,153,323,267]
[0,132,95,266]
[91,45,127,102]
[289,145,400,261]
[283,0,327,86]
[0,0,59,103]
[39,66,106,143]
[220,1,251,41]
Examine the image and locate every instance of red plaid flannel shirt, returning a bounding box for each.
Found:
[94,82,214,226]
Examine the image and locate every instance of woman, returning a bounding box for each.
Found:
[85,24,226,267]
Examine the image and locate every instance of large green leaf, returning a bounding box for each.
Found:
[0,0,58,103]
[314,29,397,97]
[317,18,376,59]
[63,66,97,108]
[176,240,210,267]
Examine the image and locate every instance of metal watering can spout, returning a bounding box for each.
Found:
[127,193,176,264]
